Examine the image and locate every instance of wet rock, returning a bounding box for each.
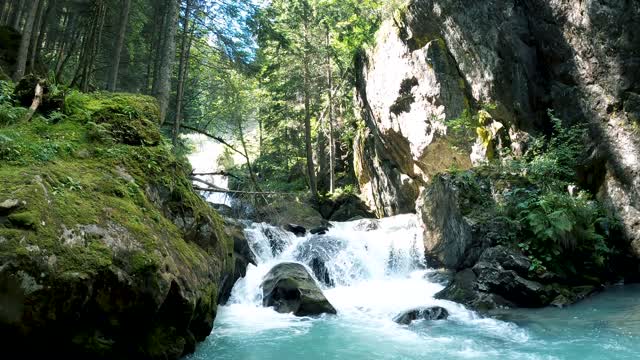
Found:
[310,257,334,287]
[263,227,291,257]
[472,261,549,308]
[550,295,571,308]
[261,262,337,316]
[294,235,344,287]
[353,218,379,231]
[219,219,257,305]
[393,306,449,325]
[284,223,307,237]
[436,245,553,310]
[417,174,494,270]
[435,268,514,312]
[310,226,330,235]
[210,203,234,218]
[318,193,376,222]
[478,246,530,277]
[423,269,454,286]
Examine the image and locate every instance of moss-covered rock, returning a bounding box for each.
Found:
[0,92,235,359]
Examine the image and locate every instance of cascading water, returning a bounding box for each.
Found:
[188,215,640,359]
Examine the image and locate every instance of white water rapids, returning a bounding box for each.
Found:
[186,138,640,360]
[194,215,530,360]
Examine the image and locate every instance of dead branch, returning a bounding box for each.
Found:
[193,186,302,196]
[23,81,44,122]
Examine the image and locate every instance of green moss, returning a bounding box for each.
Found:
[8,211,38,230]
[0,91,229,281]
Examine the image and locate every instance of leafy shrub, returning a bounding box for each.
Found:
[452,110,618,276]
[0,133,20,160]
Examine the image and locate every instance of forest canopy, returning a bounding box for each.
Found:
[0,0,402,199]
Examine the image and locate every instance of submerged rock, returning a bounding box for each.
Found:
[261,262,337,316]
[309,257,334,287]
[393,306,449,325]
[310,226,330,235]
[284,223,307,237]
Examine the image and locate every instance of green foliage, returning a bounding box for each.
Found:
[0,80,13,103]
[451,111,617,277]
[493,113,614,275]
[507,188,612,275]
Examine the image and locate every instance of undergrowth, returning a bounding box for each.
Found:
[449,110,619,278]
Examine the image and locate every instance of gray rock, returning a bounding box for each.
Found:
[310,226,330,235]
[261,262,337,316]
[472,261,549,308]
[435,246,553,310]
[219,219,257,305]
[0,199,20,213]
[423,269,454,286]
[393,306,449,325]
[417,174,494,270]
[354,0,640,258]
[284,224,307,237]
[478,246,531,277]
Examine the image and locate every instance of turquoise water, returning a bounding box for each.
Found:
[187,217,640,360]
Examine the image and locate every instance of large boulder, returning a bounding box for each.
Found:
[0,93,235,359]
[318,193,376,222]
[261,262,337,316]
[393,306,449,325]
[417,173,504,270]
[355,0,640,259]
[435,246,568,310]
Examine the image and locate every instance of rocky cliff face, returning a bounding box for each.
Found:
[0,90,248,359]
[355,0,640,254]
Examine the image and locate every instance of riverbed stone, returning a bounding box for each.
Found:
[393,306,449,325]
[261,262,337,316]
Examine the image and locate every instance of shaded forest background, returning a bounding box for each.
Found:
[0,0,401,201]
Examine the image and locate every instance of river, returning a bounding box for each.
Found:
[186,215,640,360]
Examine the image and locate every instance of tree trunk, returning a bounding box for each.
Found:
[54,12,77,83]
[0,0,8,24]
[13,0,39,81]
[237,115,263,192]
[173,0,193,146]
[145,1,163,93]
[156,0,179,125]
[28,0,45,74]
[35,0,55,64]
[10,0,22,30]
[302,3,318,202]
[80,0,106,92]
[107,0,131,91]
[326,27,335,194]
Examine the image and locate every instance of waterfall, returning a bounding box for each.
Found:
[217,215,527,343]
[186,134,232,206]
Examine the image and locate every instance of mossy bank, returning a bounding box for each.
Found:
[0,82,239,359]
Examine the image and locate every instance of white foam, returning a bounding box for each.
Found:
[221,214,525,345]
